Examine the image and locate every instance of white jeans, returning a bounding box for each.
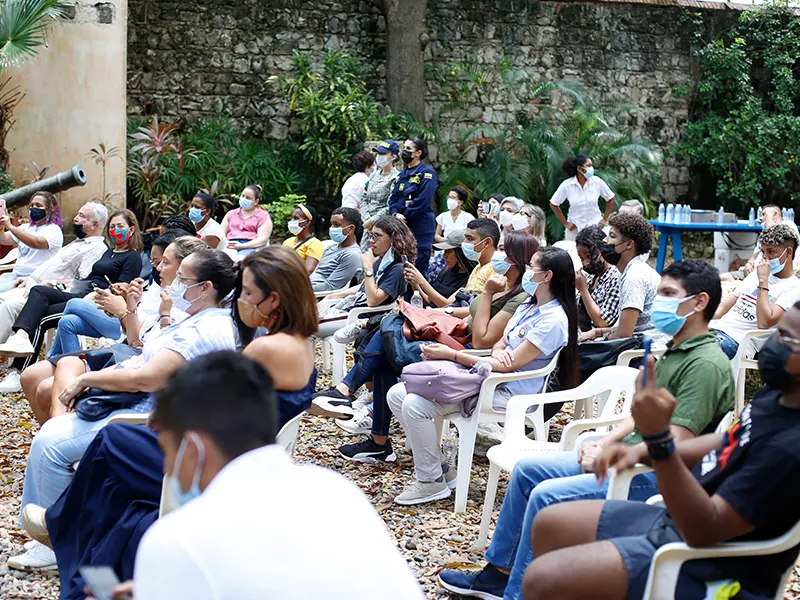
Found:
[0,288,27,343]
[387,382,460,483]
[316,317,348,339]
[19,408,134,526]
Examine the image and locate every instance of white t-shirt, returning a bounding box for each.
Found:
[197,218,227,248]
[11,222,63,278]
[710,271,800,343]
[549,176,615,231]
[436,210,475,237]
[134,445,424,600]
[341,172,368,210]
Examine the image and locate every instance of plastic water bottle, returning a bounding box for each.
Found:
[717,207,724,224]
[410,290,424,308]
[666,203,675,223]
[790,208,795,222]
[675,204,682,223]
[443,427,459,471]
[782,207,789,220]
[749,207,756,226]
[684,204,692,224]
[657,203,665,222]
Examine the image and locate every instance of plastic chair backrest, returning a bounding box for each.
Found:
[276,412,304,456]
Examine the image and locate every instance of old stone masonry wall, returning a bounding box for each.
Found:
[127,0,738,202]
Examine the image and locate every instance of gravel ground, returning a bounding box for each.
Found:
[0,357,797,599]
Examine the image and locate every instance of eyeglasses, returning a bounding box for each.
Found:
[371,232,387,240]
[176,275,200,285]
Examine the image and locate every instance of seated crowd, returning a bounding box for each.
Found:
[0,145,798,600]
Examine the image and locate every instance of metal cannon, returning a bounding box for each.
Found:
[0,165,87,209]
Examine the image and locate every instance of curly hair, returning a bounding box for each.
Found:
[575,224,607,260]
[372,216,417,264]
[608,212,654,256]
[759,222,799,252]
[352,150,375,173]
[31,191,62,227]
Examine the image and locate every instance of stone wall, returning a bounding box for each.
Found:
[127,0,740,202]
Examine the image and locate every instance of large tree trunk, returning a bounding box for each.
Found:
[366,0,428,123]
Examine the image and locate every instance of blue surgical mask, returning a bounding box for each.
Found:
[167,434,205,507]
[168,279,203,313]
[461,239,485,261]
[522,270,540,297]
[582,166,594,179]
[651,294,697,336]
[239,197,254,210]
[769,250,788,275]
[329,226,349,244]
[188,207,205,223]
[491,251,511,275]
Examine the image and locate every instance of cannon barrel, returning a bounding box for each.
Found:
[0,165,87,209]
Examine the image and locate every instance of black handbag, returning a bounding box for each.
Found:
[74,344,146,422]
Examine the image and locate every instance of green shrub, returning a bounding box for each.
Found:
[0,168,14,194]
[266,193,307,241]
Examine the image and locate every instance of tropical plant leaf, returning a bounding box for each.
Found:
[0,0,70,70]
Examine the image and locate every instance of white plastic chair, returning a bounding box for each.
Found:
[477,365,639,547]
[0,246,18,273]
[327,302,397,385]
[729,329,772,415]
[441,350,562,514]
[615,346,667,367]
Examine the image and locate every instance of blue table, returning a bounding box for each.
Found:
[649,220,763,273]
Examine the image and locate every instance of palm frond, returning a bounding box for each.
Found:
[0,0,70,69]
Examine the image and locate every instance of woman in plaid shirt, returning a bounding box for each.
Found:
[574,225,621,335]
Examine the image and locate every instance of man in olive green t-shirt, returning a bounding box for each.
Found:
[437,259,734,600]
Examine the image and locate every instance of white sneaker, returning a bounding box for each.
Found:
[0,370,21,393]
[336,405,373,435]
[333,322,363,344]
[394,478,451,505]
[22,504,51,549]
[7,541,57,572]
[352,389,373,412]
[0,334,34,357]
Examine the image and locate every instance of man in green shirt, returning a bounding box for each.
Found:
[438,259,735,600]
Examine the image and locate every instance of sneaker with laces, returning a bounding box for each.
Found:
[339,436,396,463]
[438,564,509,600]
[0,334,34,357]
[352,389,372,412]
[394,478,451,505]
[336,405,373,435]
[309,387,354,419]
[22,504,51,549]
[8,541,57,572]
[333,321,363,344]
[0,370,21,393]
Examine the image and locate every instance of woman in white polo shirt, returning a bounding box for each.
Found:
[549,155,615,241]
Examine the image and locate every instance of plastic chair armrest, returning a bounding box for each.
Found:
[605,464,654,500]
[560,414,631,450]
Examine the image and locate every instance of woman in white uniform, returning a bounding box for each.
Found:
[549,155,615,241]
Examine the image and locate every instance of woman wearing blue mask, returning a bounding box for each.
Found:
[221,185,272,256]
[188,192,226,249]
[550,156,616,241]
[385,246,578,505]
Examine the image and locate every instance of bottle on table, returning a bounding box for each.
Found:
[658,203,666,222]
[748,207,756,226]
[789,208,796,222]
[717,207,724,224]
[666,204,675,223]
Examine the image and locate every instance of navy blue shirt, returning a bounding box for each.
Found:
[388,162,438,249]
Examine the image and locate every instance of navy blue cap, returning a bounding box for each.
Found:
[375,139,400,155]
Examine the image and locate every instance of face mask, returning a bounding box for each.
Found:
[287,220,305,235]
[109,227,132,246]
[29,207,47,222]
[522,270,540,297]
[600,242,623,266]
[401,150,413,164]
[239,197,254,210]
[499,211,515,227]
[758,334,796,391]
[582,166,595,179]
[651,294,697,336]
[73,222,87,239]
[151,266,161,287]
[493,204,502,216]
[461,239,485,261]
[167,434,205,507]
[512,214,530,231]
[447,197,460,212]
[237,297,271,329]
[582,258,606,276]
[169,279,203,313]
[491,252,511,275]
[769,250,788,275]
[188,207,205,224]
[375,154,391,168]
[329,226,350,244]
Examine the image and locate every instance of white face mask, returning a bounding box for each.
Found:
[447,197,460,211]
[375,154,391,168]
[287,220,304,235]
[499,211,515,227]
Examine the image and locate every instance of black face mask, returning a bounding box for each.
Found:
[151,266,161,287]
[583,257,606,276]
[758,335,796,391]
[29,207,47,222]
[600,243,622,266]
[73,223,87,239]
[401,150,413,164]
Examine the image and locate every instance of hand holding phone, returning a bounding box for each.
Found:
[0,198,7,218]
[80,566,129,600]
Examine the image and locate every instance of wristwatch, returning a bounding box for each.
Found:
[444,307,455,315]
[646,437,675,461]
[363,269,374,278]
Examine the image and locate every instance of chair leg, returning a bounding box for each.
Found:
[530,408,547,441]
[332,340,346,386]
[453,420,478,513]
[477,462,501,549]
[322,339,331,372]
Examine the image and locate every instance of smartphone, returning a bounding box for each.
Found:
[641,335,652,387]
[79,566,123,600]
[401,254,409,266]
[0,198,6,218]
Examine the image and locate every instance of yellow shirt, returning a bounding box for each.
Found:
[465,262,496,295]
[283,236,324,262]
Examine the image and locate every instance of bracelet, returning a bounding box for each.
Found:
[642,429,671,443]
[758,286,769,292]
[159,314,170,319]
[646,435,675,461]
[125,309,136,315]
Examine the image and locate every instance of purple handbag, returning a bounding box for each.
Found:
[401,360,492,405]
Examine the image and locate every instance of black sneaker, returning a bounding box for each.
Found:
[310,387,354,419]
[438,564,509,600]
[339,437,397,463]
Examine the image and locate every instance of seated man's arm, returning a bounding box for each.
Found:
[607,307,639,339]
[713,292,737,320]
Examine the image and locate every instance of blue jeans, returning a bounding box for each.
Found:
[342,330,383,392]
[712,329,739,359]
[48,298,122,357]
[484,452,659,600]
